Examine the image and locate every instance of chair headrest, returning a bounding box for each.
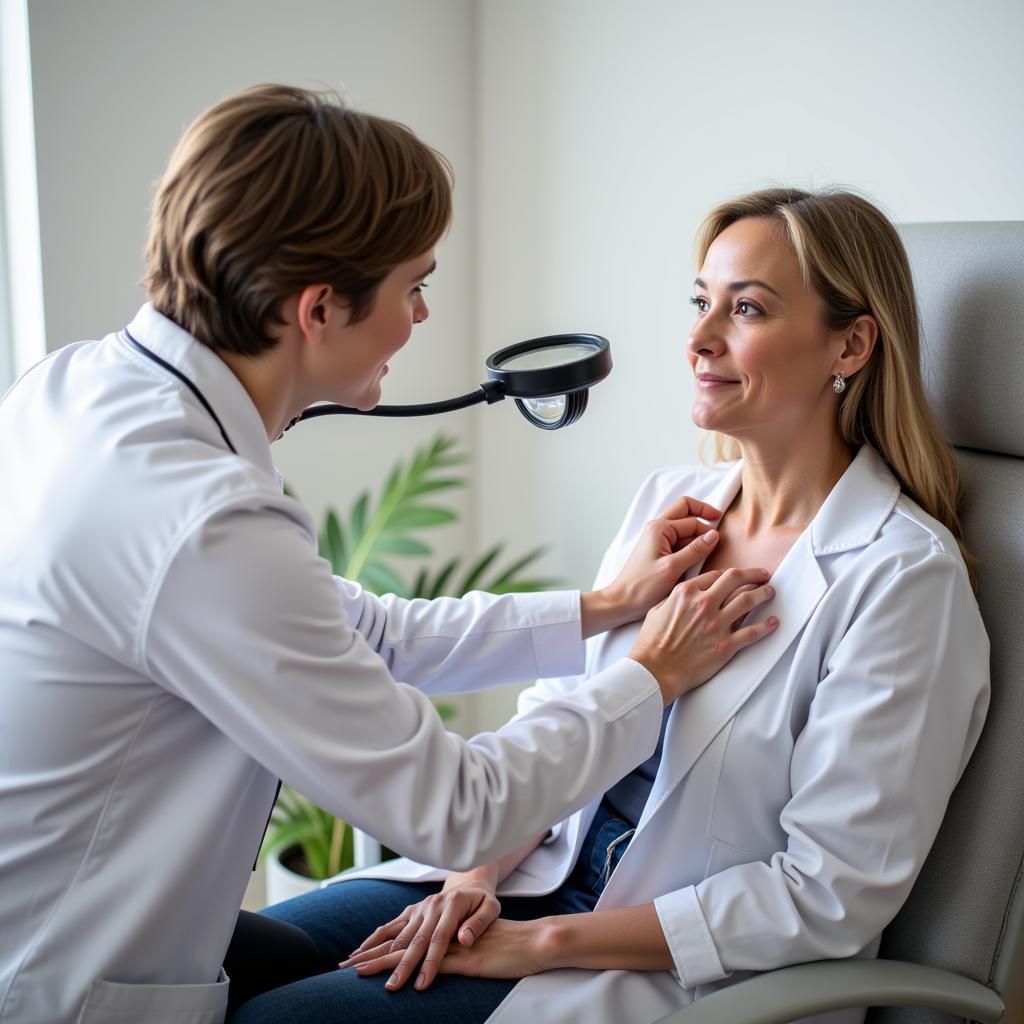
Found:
[899,221,1024,459]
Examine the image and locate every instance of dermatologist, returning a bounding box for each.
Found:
[0,84,779,1024]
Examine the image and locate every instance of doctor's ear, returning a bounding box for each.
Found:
[834,314,879,380]
[295,284,349,345]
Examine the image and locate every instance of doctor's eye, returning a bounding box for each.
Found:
[736,300,763,316]
[412,282,430,295]
[689,296,709,313]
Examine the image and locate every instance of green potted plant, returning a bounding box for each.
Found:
[262,433,559,903]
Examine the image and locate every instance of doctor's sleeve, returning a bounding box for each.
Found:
[139,498,664,872]
[327,574,584,696]
[653,550,991,988]
[329,463,680,698]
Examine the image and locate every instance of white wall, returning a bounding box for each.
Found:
[472,0,1024,724]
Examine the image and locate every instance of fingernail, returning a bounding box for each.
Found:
[760,568,770,576]
[768,616,779,626]
[415,973,427,990]
[765,586,774,598]
[386,974,398,989]
[461,927,474,943]
[704,529,718,543]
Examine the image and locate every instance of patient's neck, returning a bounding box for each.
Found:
[732,430,854,536]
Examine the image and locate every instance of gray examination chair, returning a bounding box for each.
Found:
[656,221,1024,1024]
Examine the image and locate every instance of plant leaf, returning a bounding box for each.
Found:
[320,509,347,573]
[485,546,549,589]
[360,561,410,598]
[348,491,370,544]
[373,535,432,557]
[405,477,464,499]
[388,505,457,531]
[487,577,562,595]
[382,461,402,501]
[411,566,430,599]
[425,557,460,599]
[456,543,504,596]
[343,434,462,582]
[327,818,354,878]
[433,701,456,721]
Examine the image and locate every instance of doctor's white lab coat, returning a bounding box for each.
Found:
[0,305,667,1024]
[336,445,991,1024]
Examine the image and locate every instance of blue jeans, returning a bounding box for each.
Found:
[231,801,634,1023]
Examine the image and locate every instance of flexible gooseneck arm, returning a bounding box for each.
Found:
[280,380,507,435]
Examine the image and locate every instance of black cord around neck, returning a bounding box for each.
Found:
[122,329,238,455]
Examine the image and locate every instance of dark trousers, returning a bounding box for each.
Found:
[223,909,326,1019]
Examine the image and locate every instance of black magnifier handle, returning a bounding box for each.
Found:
[281,380,507,435]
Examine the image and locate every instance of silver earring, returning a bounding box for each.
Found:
[833,373,847,394]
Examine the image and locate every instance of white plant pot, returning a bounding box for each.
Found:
[264,847,322,907]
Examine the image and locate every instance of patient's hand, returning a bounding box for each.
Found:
[338,869,501,993]
[630,567,779,704]
[582,494,723,637]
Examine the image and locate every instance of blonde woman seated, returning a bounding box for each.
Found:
[233,188,990,1024]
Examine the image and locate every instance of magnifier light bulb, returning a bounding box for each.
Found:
[521,395,568,423]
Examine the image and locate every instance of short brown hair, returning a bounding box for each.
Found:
[143,84,453,355]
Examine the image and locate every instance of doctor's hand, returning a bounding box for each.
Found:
[338,869,502,993]
[630,568,779,705]
[581,495,723,639]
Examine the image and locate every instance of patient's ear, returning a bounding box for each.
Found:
[835,314,878,379]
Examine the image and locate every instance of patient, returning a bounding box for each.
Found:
[232,188,990,1024]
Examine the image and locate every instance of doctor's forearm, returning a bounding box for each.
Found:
[580,589,637,638]
[443,831,549,893]
[539,903,674,972]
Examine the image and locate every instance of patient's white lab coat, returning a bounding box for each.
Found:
[0,304,666,1024]
[337,445,991,1024]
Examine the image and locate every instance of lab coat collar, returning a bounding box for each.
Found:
[810,445,901,555]
[123,304,277,479]
[604,444,902,884]
[699,444,901,556]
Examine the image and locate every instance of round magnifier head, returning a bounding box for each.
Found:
[515,391,589,430]
[486,334,611,399]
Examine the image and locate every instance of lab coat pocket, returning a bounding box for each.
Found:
[77,969,229,1023]
[705,837,776,877]
[705,713,789,855]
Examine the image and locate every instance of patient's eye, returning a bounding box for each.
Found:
[736,300,762,316]
[689,295,709,313]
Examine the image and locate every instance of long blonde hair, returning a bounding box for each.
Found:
[695,187,974,584]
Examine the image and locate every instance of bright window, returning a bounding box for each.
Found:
[1,0,46,392]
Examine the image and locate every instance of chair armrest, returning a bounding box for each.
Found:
[654,959,1005,1024]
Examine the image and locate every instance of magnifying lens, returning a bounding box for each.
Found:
[285,333,611,433]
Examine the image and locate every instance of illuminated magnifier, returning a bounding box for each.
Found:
[284,333,612,434]
[485,335,611,429]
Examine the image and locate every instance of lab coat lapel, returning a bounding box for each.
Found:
[634,446,899,833]
[634,460,830,828]
[639,528,826,826]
